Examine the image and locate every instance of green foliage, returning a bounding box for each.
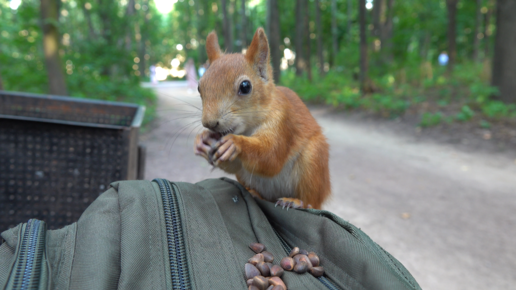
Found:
[481,101,516,119]
[0,0,513,129]
[328,87,361,109]
[455,105,475,121]
[0,0,158,124]
[469,83,499,104]
[362,93,409,118]
[479,120,491,129]
[285,58,514,127]
[420,112,443,127]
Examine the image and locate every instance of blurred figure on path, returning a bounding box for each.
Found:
[150,64,158,86]
[198,63,207,77]
[438,51,449,66]
[185,58,198,90]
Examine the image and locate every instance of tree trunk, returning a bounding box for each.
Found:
[492,0,516,103]
[304,0,312,82]
[473,0,482,61]
[81,4,97,41]
[359,0,368,89]
[347,0,352,42]
[196,0,207,63]
[98,0,114,77]
[331,0,338,66]
[382,0,394,62]
[125,0,136,52]
[446,0,458,74]
[138,0,149,78]
[315,0,324,76]
[419,31,431,59]
[221,0,233,52]
[372,0,394,61]
[267,0,281,83]
[295,0,305,76]
[484,4,493,58]
[240,0,247,49]
[372,0,383,38]
[40,0,67,95]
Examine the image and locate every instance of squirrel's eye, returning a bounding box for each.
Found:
[239,81,252,95]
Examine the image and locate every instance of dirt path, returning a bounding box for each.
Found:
[141,82,516,290]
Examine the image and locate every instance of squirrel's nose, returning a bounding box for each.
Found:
[203,120,219,131]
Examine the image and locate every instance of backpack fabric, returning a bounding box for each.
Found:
[0,178,421,290]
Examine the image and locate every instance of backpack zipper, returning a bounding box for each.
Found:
[154,179,192,290]
[272,227,341,290]
[9,219,45,290]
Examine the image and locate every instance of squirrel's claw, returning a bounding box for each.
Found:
[210,135,240,166]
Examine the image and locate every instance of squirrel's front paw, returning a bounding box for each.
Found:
[210,134,241,166]
[194,130,222,165]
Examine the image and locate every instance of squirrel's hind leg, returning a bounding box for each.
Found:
[245,187,264,200]
[275,197,312,210]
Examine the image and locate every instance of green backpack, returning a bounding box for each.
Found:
[0,178,421,290]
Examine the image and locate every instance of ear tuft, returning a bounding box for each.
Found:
[245,28,270,81]
[206,31,222,64]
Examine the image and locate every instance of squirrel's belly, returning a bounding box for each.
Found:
[237,156,300,201]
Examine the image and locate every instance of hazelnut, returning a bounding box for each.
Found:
[294,261,309,274]
[309,266,325,277]
[262,251,274,263]
[307,252,320,267]
[280,257,295,271]
[293,254,312,269]
[269,277,287,290]
[252,275,269,290]
[270,265,284,277]
[288,247,299,258]
[250,243,265,253]
[248,253,265,265]
[245,263,261,280]
[256,261,271,277]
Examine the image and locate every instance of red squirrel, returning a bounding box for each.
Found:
[194,28,331,209]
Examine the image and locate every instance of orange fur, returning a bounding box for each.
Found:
[195,28,331,209]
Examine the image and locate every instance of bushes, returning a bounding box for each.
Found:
[420,112,444,127]
[281,60,515,128]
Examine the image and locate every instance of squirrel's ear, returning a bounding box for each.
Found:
[245,28,270,81]
[206,31,222,64]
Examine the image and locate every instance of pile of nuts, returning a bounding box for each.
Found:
[245,243,325,290]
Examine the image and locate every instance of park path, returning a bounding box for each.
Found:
[141,81,516,290]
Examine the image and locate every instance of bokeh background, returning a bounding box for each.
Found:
[1,0,515,133]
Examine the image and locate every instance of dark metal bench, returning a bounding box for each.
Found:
[0,91,146,230]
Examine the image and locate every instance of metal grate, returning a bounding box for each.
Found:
[0,91,145,230]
